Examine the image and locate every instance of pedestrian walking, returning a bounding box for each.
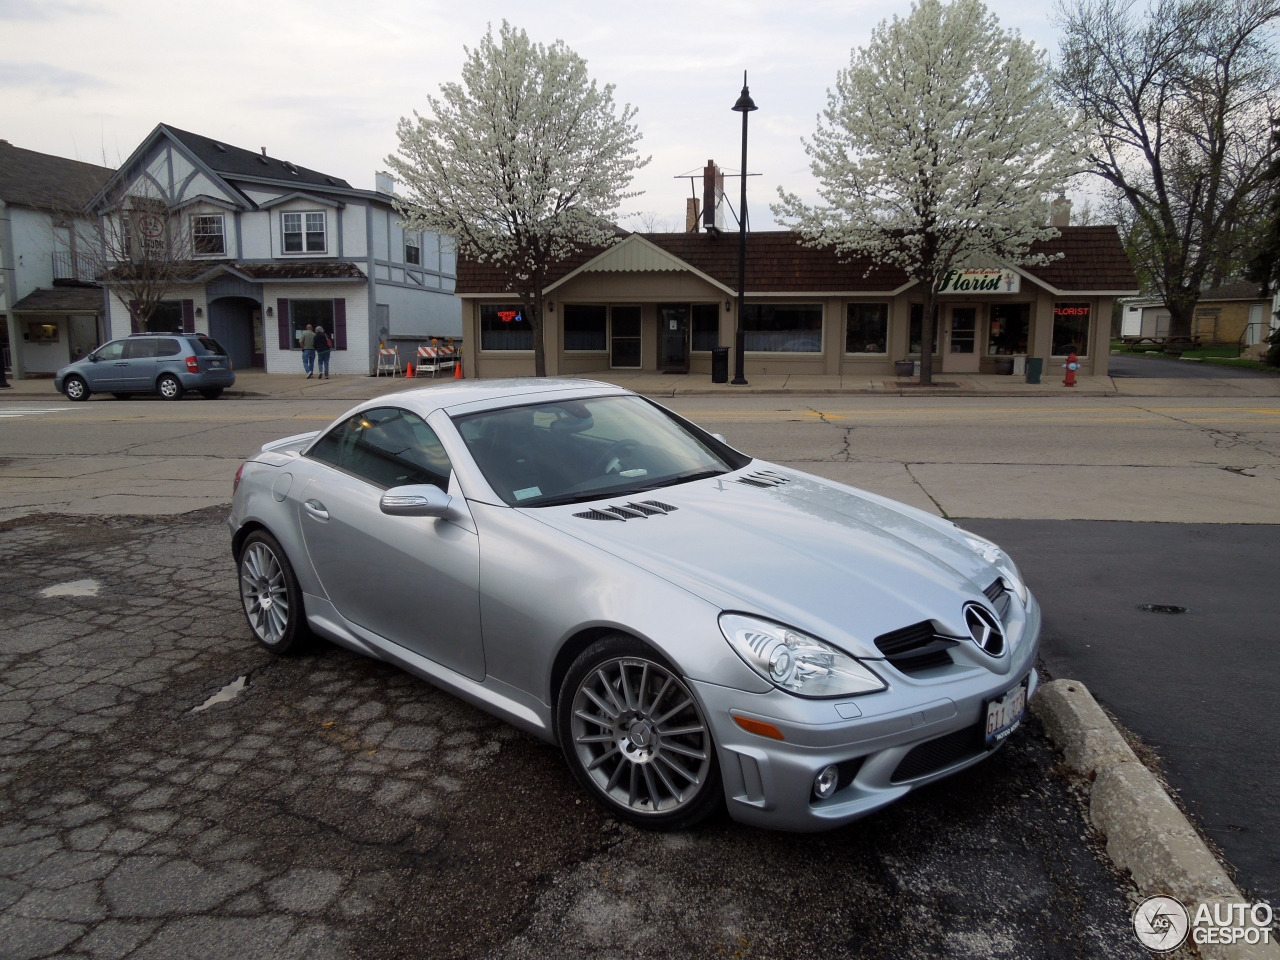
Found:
[315,325,331,379]
[300,323,316,377]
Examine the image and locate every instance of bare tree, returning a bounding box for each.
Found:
[1055,0,1280,335]
[90,178,196,330]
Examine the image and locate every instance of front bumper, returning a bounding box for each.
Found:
[695,596,1042,832]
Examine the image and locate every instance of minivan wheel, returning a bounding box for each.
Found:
[63,376,89,402]
[557,635,722,830]
[157,374,184,400]
[237,530,308,654]
[199,388,223,400]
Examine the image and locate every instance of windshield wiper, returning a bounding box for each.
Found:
[526,469,727,508]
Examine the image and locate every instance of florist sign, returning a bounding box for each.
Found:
[939,268,1020,294]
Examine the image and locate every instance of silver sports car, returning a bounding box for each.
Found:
[229,379,1039,831]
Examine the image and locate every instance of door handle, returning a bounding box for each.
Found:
[303,499,329,521]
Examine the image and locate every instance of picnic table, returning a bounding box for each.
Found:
[1121,335,1202,350]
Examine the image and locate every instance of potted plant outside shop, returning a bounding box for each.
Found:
[894,359,915,377]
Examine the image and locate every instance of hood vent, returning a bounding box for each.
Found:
[874,621,959,675]
[735,470,790,488]
[574,500,678,522]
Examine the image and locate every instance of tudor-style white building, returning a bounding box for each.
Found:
[90,124,459,374]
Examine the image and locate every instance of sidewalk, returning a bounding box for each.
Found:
[5,366,1280,401]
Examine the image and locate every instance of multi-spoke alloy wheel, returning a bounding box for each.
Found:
[237,531,307,653]
[561,639,720,828]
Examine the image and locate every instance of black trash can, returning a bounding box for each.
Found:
[1025,357,1043,384]
[711,347,729,384]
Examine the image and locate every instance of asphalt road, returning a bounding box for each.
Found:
[0,510,1144,960]
[2,394,1279,522]
[966,519,1280,905]
[1109,353,1279,379]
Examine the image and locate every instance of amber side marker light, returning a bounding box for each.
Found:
[733,716,785,740]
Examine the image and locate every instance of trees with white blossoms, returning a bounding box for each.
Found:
[387,22,647,376]
[774,0,1081,385]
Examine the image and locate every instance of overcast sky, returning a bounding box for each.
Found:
[1,0,1075,230]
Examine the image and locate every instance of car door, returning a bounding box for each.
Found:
[84,340,127,390]
[298,406,485,681]
[120,337,159,390]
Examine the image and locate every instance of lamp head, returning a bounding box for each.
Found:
[732,71,757,113]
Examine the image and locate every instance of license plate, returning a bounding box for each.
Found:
[983,678,1028,747]
[208,362,223,369]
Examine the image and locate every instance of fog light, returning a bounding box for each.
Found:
[813,764,839,799]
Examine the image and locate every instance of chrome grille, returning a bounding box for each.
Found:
[873,621,959,674]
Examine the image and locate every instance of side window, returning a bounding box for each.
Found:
[155,338,182,357]
[124,339,158,359]
[309,407,452,490]
[95,340,125,361]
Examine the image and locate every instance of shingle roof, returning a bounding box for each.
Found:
[162,126,353,191]
[0,140,113,212]
[1198,280,1267,302]
[457,226,1138,295]
[11,286,104,313]
[101,260,368,283]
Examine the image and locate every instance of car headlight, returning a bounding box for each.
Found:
[961,532,1029,606]
[719,614,887,699]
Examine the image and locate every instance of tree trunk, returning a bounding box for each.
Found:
[919,286,937,386]
[1166,292,1198,340]
[532,290,547,378]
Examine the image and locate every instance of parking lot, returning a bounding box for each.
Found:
[1,509,1144,959]
[4,389,1278,958]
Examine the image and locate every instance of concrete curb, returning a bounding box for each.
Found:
[1032,679,1279,960]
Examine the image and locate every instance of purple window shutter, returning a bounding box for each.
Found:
[182,299,195,333]
[129,299,140,334]
[277,299,291,349]
[333,299,347,350]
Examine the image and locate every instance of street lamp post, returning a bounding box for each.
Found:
[731,72,756,386]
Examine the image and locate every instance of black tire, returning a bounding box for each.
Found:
[157,374,184,400]
[113,393,134,400]
[63,376,90,402]
[556,634,722,830]
[236,529,309,654]
[199,388,223,400]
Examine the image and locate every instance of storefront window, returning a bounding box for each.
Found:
[743,304,823,353]
[145,301,184,333]
[480,304,533,351]
[691,304,720,351]
[988,304,1030,355]
[611,306,641,368]
[846,303,888,354]
[909,304,940,355]
[1052,302,1090,356]
[563,304,607,351]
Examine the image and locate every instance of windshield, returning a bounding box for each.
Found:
[454,395,746,507]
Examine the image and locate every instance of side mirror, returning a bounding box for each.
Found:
[88,354,100,362]
[380,483,452,518]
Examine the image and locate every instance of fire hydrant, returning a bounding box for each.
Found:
[1063,351,1079,387]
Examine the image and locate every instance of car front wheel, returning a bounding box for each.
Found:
[558,635,722,829]
[157,374,184,400]
[237,530,308,654]
[63,376,89,401]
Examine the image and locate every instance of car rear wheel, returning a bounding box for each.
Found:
[237,530,308,654]
[558,635,721,830]
[199,388,223,400]
[157,374,184,400]
[63,376,89,402]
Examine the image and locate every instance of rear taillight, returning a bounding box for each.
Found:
[185,356,199,373]
[234,462,245,494]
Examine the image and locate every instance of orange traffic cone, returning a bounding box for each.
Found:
[454,356,463,379]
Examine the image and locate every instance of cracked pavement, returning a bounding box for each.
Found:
[0,509,1148,960]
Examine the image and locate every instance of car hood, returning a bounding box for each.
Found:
[526,467,1000,660]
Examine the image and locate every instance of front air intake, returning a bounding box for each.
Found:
[873,621,960,674]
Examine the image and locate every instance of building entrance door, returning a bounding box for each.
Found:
[209,297,260,369]
[658,304,689,373]
[943,306,980,373]
[67,315,99,363]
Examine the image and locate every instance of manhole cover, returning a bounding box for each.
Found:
[1139,603,1188,614]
